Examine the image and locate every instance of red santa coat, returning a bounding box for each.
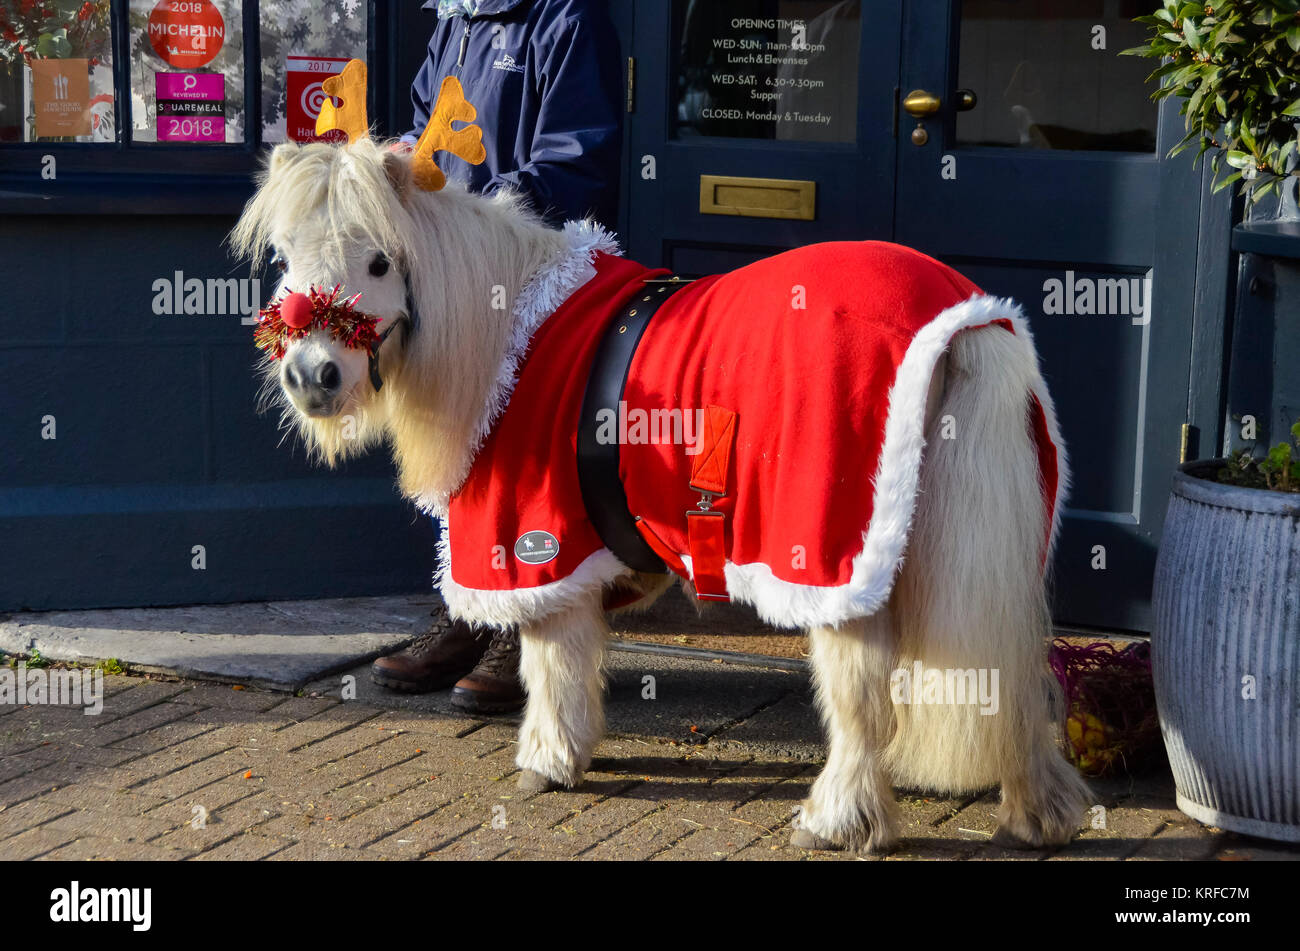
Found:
[439,240,1064,629]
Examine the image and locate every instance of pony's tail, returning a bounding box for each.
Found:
[883,322,1087,835]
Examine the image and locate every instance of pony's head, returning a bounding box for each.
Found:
[232,139,421,438]
[230,132,567,512]
[232,63,567,507]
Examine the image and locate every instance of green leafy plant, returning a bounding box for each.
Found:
[1124,0,1300,204]
[95,658,125,676]
[24,647,50,669]
[1218,419,1300,491]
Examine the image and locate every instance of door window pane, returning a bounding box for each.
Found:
[672,0,860,144]
[259,0,367,144]
[0,0,115,143]
[956,0,1157,152]
[130,0,243,143]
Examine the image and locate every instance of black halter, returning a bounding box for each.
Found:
[367,272,420,392]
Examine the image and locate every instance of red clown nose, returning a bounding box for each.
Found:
[280,291,314,329]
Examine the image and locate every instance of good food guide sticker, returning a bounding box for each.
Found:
[31,59,91,138]
[148,0,226,71]
[156,72,225,142]
[286,55,354,143]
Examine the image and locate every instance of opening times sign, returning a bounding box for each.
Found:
[674,2,860,143]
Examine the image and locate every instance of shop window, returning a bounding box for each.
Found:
[955,0,1158,152]
[0,0,370,152]
[259,0,367,144]
[129,0,244,143]
[0,1,115,144]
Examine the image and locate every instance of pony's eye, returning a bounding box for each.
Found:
[369,253,391,278]
[270,253,287,274]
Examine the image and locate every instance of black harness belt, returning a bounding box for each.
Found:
[576,276,694,573]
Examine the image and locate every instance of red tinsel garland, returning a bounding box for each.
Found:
[253,284,382,360]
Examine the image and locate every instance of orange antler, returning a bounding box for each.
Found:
[411,76,487,192]
[315,59,370,143]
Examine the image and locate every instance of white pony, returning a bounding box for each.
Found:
[232,136,1089,854]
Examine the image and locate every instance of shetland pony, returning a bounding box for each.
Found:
[232,139,1089,853]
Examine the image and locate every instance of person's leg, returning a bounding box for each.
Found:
[370,596,492,693]
[449,627,525,714]
[371,538,524,713]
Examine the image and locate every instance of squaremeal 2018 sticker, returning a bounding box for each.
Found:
[515,531,559,565]
[156,72,224,142]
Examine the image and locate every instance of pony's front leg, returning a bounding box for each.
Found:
[515,588,610,793]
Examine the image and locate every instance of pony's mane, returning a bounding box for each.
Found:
[232,138,573,510]
[232,138,425,271]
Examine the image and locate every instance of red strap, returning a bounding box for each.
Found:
[635,517,688,578]
[687,510,729,601]
[690,405,737,496]
[684,405,737,601]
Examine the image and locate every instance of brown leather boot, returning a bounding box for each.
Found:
[371,605,489,693]
[450,627,525,714]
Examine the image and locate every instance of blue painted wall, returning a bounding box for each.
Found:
[0,213,435,610]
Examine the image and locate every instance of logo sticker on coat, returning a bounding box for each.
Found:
[515,531,559,565]
[492,54,525,74]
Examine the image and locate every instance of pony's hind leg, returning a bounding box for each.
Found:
[791,608,901,854]
[887,325,1089,848]
[515,590,610,793]
[993,675,1093,849]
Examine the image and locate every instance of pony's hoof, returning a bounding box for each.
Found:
[991,826,1037,850]
[517,769,561,795]
[789,829,842,852]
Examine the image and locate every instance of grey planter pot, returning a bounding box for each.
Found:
[1152,462,1300,842]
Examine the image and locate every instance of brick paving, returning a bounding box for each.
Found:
[1,671,1298,861]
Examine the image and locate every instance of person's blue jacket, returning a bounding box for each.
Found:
[401,0,623,229]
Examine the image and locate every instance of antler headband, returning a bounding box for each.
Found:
[315,59,487,191]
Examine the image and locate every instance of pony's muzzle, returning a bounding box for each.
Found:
[283,353,343,417]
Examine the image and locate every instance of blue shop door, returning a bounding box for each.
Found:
[627,1,1207,632]
[625,2,901,272]
[893,0,1202,632]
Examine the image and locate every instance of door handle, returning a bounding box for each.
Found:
[902,90,941,118]
[902,90,940,145]
[901,89,978,145]
[902,89,977,117]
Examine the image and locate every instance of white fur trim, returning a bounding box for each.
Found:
[412,221,621,521]
[436,520,627,628]
[469,220,621,455]
[714,294,1066,629]
[439,292,1067,632]
[1016,315,1071,560]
